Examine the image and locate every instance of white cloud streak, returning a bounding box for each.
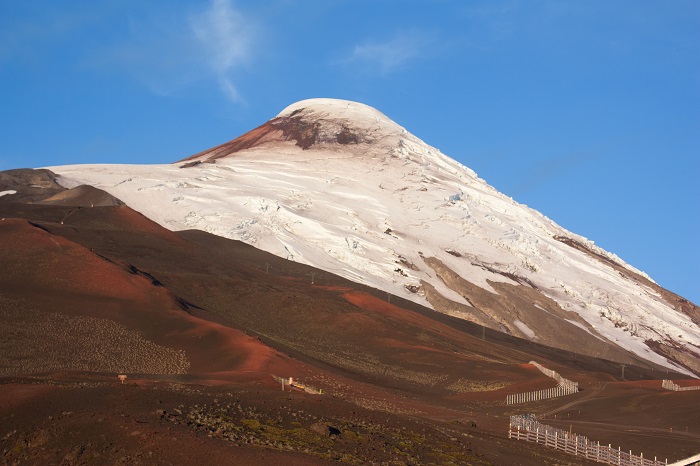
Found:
[344,31,434,74]
[189,0,255,102]
[104,0,256,102]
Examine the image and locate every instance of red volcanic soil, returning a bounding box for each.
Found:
[0,217,168,302]
[178,108,367,164]
[1,173,698,465]
[0,384,59,411]
[0,379,338,466]
[0,217,303,381]
[179,120,285,163]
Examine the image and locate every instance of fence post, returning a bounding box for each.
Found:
[509,414,661,466]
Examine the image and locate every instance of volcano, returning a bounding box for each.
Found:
[52,98,699,377]
[1,99,698,464]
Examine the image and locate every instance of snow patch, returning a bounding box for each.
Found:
[514,320,536,340]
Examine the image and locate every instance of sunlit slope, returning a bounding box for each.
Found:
[51,98,699,375]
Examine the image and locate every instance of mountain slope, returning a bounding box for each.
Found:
[50,98,699,376]
[1,167,699,464]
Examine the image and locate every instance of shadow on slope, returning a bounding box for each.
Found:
[1,169,698,465]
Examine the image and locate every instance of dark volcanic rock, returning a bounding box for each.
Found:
[0,169,123,207]
[0,168,65,203]
[37,184,124,207]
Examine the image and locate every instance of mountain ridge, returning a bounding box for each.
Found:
[179,98,401,162]
[48,98,699,376]
[2,101,700,462]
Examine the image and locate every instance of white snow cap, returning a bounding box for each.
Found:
[278,98,389,120]
[276,98,403,132]
[50,98,700,376]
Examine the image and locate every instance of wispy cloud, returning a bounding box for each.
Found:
[102,0,257,102]
[189,0,255,101]
[342,31,434,75]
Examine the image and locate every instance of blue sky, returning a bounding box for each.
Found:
[1,0,698,303]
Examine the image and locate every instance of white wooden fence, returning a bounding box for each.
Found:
[506,361,579,405]
[509,415,667,466]
[662,379,700,391]
[506,384,578,405]
[530,361,579,392]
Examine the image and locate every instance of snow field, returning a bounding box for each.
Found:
[50,98,699,374]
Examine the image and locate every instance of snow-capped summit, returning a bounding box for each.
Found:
[276,98,398,126]
[180,98,407,163]
[52,99,700,376]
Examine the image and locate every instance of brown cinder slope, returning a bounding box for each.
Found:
[1,169,698,465]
